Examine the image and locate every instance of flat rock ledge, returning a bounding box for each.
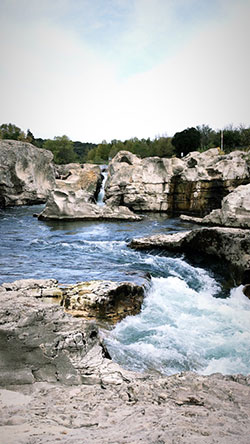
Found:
[0,279,250,444]
[1,278,149,324]
[129,227,250,280]
[38,202,142,221]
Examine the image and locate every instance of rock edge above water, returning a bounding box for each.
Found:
[129,226,250,281]
[0,278,250,444]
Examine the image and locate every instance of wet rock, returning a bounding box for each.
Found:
[243,285,250,299]
[129,227,250,278]
[0,140,55,207]
[242,269,250,285]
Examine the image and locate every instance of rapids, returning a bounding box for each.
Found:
[0,204,249,376]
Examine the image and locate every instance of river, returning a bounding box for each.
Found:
[0,204,250,376]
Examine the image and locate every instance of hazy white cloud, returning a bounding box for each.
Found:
[0,0,249,142]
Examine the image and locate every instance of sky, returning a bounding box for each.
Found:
[0,0,249,143]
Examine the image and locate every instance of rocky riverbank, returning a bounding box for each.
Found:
[129,226,250,283]
[1,278,250,444]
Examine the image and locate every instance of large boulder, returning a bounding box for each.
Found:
[0,140,55,207]
[54,163,102,201]
[105,149,250,216]
[105,151,179,211]
[202,183,250,228]
[62,279,148,323]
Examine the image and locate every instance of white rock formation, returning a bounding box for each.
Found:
[202,183,250,228]
[38,162,141,221]
[105,149,250,215]
[0,140,55,207]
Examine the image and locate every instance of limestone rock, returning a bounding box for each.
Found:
[105,151,176,212]
[0,279,134,387]
[129,227,250,280]
[1,279,250,443]
[105,149,250,216]
[1,366,250,444]
[62,279,148,323]
[38,201,141,221]
[202,183,250,228]
[180,183,250,228]
[38,161,141,221]
[38,163,102,219]
[0,140,55,207]
[55,163,102,200]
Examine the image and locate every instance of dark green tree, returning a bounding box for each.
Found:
[43,135,76,164]
[26,129,35,144]
[196,124,216,151]
[0,123,26,140]
[172,127,201,157]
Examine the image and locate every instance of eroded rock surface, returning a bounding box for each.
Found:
[181,183,250,229]
[105,149,250,216]
[38,201,141,221]
[0,279,250,443]
[0,140,55,207]
[38,162,141,221]
[62,280,147,323]
[0,279,134,387]
[129,227,250,280]
[202,183,250,228]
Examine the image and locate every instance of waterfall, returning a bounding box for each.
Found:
[97,171,108,206]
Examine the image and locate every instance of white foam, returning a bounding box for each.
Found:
[107,273,250,376]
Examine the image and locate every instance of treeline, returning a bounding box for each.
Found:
[87,125,250,162]
[0,123,97,163]
[0,122,249,164]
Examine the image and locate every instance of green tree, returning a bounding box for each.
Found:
[196,124,216,151]
[152,136,174,157]
[43,135,76,164]
[172,127,201,157]
[26,129,35,144]
[0,123,26,140]
[222,126,241,152]
[239,125,250,150]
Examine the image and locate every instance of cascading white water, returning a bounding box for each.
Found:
[97,171,108,206]
[1,205,250,376]
[105,265,250,376]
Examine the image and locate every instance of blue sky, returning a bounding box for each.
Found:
[0,0,249,142]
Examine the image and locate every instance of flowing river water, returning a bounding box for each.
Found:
[0,204,250,376]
